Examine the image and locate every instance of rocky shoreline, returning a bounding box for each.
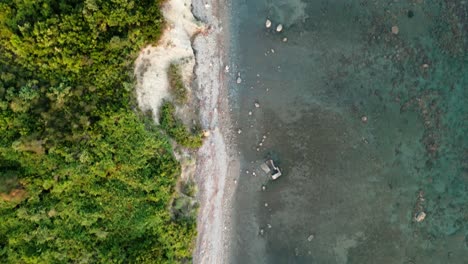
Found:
[134,0,235,263]
[192,0,236,263]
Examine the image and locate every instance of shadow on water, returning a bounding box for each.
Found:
[228,0,468,263]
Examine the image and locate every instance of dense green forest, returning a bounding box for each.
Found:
[0,0,197,262]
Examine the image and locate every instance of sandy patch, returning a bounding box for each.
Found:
[134,0,203,121]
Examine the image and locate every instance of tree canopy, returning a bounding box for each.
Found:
[0,0,196,262]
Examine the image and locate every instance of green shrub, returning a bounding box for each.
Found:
[172,195,199,225]
[168,63,188,104]
[181,180,197,197]
[159,101,203,149]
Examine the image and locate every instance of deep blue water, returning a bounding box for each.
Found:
[228,0,467,263]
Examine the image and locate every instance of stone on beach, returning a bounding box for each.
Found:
[203,130,211,137]
[307,234,314,241]
[254,102,260,108]
[236,77,242,84]
[265,19,272,28]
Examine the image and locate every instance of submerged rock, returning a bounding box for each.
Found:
[361,115,368,123]
[391,25,399,34]
[261,163,270,173]
[415,211,426,222]
[276,24,283,32]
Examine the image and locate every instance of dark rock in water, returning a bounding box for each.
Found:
[408,10,414,18]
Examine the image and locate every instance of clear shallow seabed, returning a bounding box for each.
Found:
[228,0,467,263]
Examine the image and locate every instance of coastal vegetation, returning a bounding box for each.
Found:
[168,63,188,104]
[0,0,198,262]
[159,101,203,149]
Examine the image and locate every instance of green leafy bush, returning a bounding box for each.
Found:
[181,180,197,197]
[159,101,203,149]
[168,63,188,104]
[172,195,199,225]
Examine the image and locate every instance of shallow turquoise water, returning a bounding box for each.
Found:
[228,0,467,263]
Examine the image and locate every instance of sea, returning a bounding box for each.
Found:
[227,0,468,263]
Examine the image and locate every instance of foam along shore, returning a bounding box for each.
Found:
[134,0,233,263]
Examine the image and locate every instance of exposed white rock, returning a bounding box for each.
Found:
[135,0,202,121]
[276,24,283,32]
[415,212,426,222]
[265,19,272,28]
